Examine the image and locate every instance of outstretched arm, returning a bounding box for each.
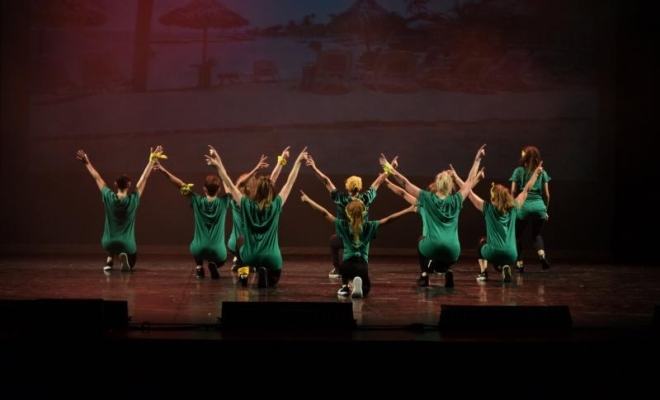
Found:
[515,161,543,207]
[135,145,164,197]
[305,154,336,192]
[385,178,417,206]
[206,145,242,204]
[270,146,290,184]
[379,153,421,199]
[300,190,335,223]
[278,146,308,204]
[377,204,416,226]
[76,150,106,192]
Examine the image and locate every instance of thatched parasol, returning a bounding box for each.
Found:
[326,0,404,52]
[158,0,249,66]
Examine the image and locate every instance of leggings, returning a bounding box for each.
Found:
[515,217,546,261]
[338,257,371,296]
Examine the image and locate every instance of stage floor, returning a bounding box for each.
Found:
[1,253,658,397]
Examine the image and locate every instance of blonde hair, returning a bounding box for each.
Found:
[490,183,515,215]
[345,176,362,196]
[432,170,454,196]
[345,199,365,244]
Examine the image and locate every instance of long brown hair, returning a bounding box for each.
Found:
[520,146,541,177]
[345,199,365,243]
[253,176,274,210]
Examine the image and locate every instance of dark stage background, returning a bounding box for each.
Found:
[0,0,652,264]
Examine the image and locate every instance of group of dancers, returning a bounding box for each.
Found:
[76,143,551,299]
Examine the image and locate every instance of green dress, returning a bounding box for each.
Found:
[238,195,283,271]
[480,201,519,266]
[227,200,243,254]
[101,187,139,254]
[334,219,380,262]
[509,167,550,220]
[417,190,463,263]
[188,193,230,262]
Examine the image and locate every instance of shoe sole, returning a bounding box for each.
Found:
[351,277,363,298]
[119,253,131,272]
[208,263,220,280]
[103,266,112,272]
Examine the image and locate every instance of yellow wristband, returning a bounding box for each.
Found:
[180,183,194,196]
[278,156,287,166]
[150,152,168,162]
[382,162,394,175]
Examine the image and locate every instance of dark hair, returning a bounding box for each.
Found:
[253,176,274,210]
[115,174,131,190]
[520,146,542,175]
[204,175,221,196]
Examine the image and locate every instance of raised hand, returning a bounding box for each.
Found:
[475,144,486,161]
[300,190,309,203]
[296,146,308,163]
[76,149,89,164]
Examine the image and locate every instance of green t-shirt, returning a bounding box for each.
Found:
[101,186,139,254]
[331,187,377,220]
[509,167,550,219]
[189,193,230,262]
[481,201,519,266]
[417,190,463,263]
[238,195,284,271]
[334,218,380,263]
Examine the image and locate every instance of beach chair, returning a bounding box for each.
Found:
[251,59,279,83]
[312,49,353,94]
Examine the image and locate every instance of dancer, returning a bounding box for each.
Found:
[379,145,485,288]
[206,145,307,288]
[154,158,231,280]
[228,147,289,271]
[76,146,164,273]
[305,154,391,278]
[509,146,551,272]
[467,158,544,283]
[300,191,416,298]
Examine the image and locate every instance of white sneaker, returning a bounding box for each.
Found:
[329,268,341,278]
[351,277,363,298]
[502,265,512,282]
[119,253,131,272]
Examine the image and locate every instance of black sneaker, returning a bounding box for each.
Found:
[237,266,250,287]
[516,264,525,273]
[208,262,220,280]
[337,285,350,296]
[328,268,341,278]
[230,256,239,272]
[257,266,268,288]
[196,266,205,279]
[103,262,113,272]
[417,274,429,287]
[540,256,551,270]
[119,253,131,272]
[444,269,454,288]
[476,270,488,282]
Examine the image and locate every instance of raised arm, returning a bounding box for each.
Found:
[380,153,421,199]
[455,144,486,202]
[153,160,185,189]
[278,146,308,204]
[205,145,242,204]
[270,146,290,184]
[377,204,416,226]
[76,150,106,192]
[236,154,269,187]
[385,178,417,206]
[515,161,544,207]
[135,145,163,196]
[300,190,335,223]
[305,154,336,192]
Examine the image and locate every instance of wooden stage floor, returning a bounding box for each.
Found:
[1,253,658,397]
